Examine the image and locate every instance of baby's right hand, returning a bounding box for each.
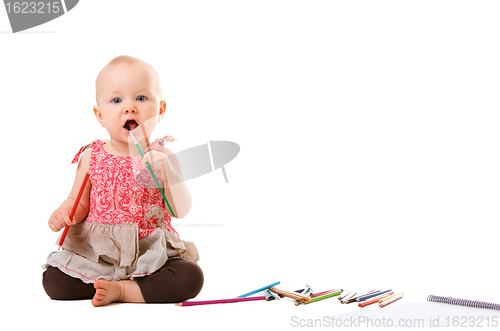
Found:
[48,207,75,232]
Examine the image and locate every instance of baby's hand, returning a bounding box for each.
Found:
[142,151,174,182]
[48,207,75,232]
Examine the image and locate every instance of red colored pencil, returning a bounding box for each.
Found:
[58,172,90,249]
[176,296,268,307]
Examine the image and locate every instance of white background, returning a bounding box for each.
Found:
[1,1,500,329]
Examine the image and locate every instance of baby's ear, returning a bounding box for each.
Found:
[158,100,166,121]
[93,106,105,127]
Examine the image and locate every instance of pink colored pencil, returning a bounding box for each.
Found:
[176,296,268,307]
[58,172,90,249]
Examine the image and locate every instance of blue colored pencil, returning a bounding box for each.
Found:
[357,289,392,302]
[237,281,281,298]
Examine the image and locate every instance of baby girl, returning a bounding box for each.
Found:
[42,55,203,307]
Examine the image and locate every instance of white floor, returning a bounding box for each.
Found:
[9,217,500,330]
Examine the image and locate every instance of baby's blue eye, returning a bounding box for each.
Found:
[137,96,147,101]
[112,98,122,104]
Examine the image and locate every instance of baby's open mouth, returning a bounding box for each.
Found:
[124,119,138,131]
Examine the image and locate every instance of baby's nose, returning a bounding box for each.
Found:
[124,107,138,113]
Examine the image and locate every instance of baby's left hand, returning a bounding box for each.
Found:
[142,151,174,182]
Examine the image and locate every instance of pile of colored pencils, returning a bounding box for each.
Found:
[176,281,344,307]
[339,289,404,308]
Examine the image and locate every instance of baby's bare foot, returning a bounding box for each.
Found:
[92,279,123,307]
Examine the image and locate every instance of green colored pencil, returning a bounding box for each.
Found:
[305,290,343,304]
[128,129,175,217]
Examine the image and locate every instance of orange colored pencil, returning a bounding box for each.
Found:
[269,287,311,303]
[358,291,394,307]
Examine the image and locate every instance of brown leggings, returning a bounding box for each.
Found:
[42,258,204,303]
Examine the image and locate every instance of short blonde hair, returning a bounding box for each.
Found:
[95,55,163,101]
[108,55,145,66]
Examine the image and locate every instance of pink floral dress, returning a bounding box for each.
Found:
[44,137,199,284]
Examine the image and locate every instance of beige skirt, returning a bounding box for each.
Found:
[43,221,199,284]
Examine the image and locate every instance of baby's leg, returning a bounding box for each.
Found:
[43,266,95,300]
[44,258,203,306]
[136,258,204,303]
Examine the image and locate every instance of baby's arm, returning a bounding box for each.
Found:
[48,150,92,232]
[142,148,192,219]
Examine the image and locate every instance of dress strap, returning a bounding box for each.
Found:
[145,135,177,153]
[71,139,101,164]
[71,135,175,163]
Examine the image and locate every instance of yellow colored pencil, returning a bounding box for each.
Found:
[379,292,404,303]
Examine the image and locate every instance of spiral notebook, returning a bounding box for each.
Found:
[428,295,500,311]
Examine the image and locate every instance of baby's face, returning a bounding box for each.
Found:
[94,61,165,144]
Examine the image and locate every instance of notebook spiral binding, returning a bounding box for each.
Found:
[427,295,500,311]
